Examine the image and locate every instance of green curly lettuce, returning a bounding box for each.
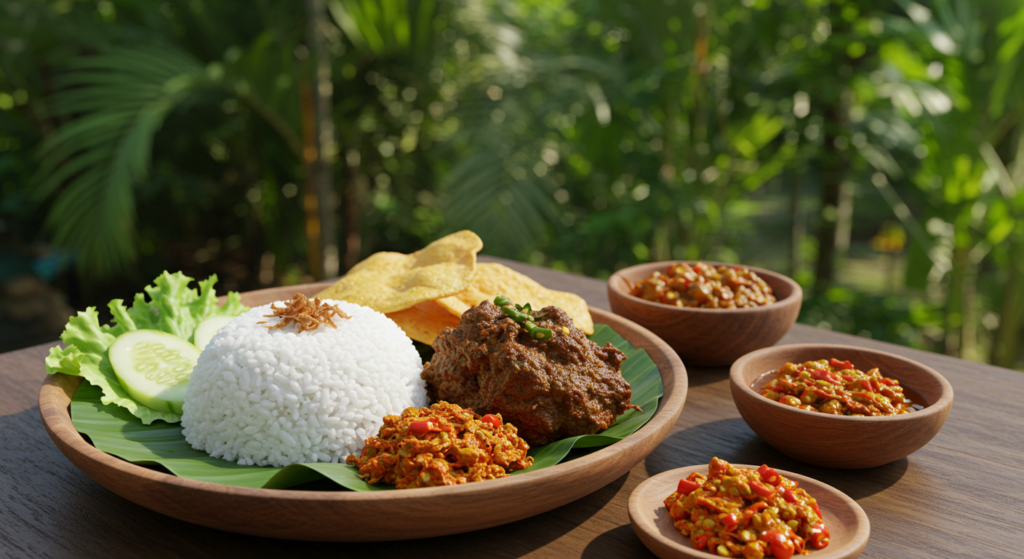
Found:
[45,271,248,424]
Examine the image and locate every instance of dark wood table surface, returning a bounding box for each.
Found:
[1,256,1022,558]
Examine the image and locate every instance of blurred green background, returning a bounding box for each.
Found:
[2,0,1023,370]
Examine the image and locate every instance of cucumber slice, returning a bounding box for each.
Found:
[193,315,235,351]
[108,329,200,415]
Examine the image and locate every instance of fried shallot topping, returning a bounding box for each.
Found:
[258,293,349,333]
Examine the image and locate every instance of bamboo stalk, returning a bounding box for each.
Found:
[960,257,979,362]
[944,244,968,357]
[685,7,708,257]
[308,0,338,279]
[813,103,846,293]
[992,230,1024,367]
[343,153,367,271]
[299,78,323,281]
[789,171,802,277]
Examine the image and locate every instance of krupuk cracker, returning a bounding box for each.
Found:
[435,263,594,335]
[316,230,483,314]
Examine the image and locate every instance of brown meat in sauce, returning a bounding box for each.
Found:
[421,300,638,446]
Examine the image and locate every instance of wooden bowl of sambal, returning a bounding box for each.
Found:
[608,261,802,367]
[730,343,954,469]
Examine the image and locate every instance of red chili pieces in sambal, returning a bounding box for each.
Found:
[629,262,776,309]
[665,457,829,558]
[760,358,916,416]
[346,402,533,489]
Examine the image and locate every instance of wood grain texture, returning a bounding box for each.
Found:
[628,465,869,559]
[37,281,688,542]
[729,344,954,469]
[608,262,802,367]
[1,256,1023,558]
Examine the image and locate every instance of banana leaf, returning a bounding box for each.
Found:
[70,323,662,491]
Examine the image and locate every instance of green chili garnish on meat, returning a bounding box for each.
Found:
[493,295,554,340]
[499,306,530,322]
[527,324,552,339]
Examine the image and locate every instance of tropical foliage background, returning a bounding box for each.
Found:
[2,0,1023,370]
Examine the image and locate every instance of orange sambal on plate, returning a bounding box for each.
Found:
[346,401,533,489]
[628,262,776,309]
[760,358,917,416]
[665,457,829,559]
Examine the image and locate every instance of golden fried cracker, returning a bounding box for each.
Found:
[316,230,483,314]
[435,262,594,334]
[386,301,461,345]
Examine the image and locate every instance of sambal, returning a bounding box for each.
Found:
[346,402,533,489]
[665,457,830,558]
[760,358,918,416]
[629,262,776,309]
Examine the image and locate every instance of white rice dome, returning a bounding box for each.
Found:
[181,299,427,467]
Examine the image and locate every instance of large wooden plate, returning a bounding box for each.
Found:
[39,282,688,542]
[628,465,869,559]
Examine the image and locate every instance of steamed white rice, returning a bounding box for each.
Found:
[181,299,427,467]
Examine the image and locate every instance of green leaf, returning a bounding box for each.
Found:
[69,324,662,491]
[442,145,560,257]
[46,308,179,426]
[33,46,208,280]
[987,215,1015,245]
[47,272,248,424]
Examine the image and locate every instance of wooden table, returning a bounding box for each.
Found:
[1,257,1021,558]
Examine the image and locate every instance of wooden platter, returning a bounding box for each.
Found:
[39,282,688,542]
[628,465,870,559]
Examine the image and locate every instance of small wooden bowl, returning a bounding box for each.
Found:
[629,465,870,559]
[608,261,802,367]
[730,344,954,469]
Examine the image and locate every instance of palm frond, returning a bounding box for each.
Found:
[33,45,208,280]
[328,0,385,54]
[328,0,432,57]
[442,140,560,258]
[223,32,304,158]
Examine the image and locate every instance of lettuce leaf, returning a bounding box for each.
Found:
[45,271,247,424]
